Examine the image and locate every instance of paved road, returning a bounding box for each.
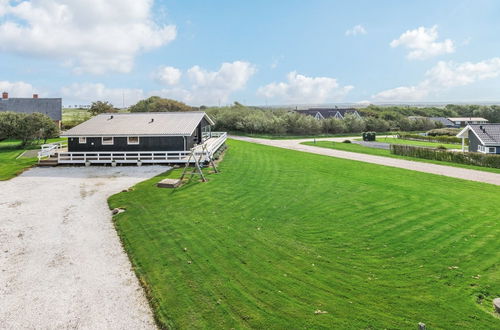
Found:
[230,136,500,186]
[0,166,168,329]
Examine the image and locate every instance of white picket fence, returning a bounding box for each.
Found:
[57,132,227,165]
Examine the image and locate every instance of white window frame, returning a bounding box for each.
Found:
[487,147,496,154]
[478,145,484,153]
[78,137,86,144]
[127,136,140,145]
[102,137,114,145]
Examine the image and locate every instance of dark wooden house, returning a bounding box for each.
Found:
[62,112,214,153]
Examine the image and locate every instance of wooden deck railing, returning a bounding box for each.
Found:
[38,142,67,161]
[57,132,227,164]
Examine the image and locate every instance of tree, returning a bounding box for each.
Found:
[89,101,116,116]
[129,96,193,112]
[11,113,59,147]
[0,112,21,140]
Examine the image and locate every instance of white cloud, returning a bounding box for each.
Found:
[0,80,36,97]
[154,66,182,86]
[372,57,500,101]
[345,25,367,36]
[154,61,256,105]
[372,85,430,102]
[0,0,176,74]
[257,72,353,104]
[61,83,145,107]
[390,25,454,60]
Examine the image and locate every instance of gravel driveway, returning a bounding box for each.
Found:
[230,136,500,185]
[0,166,167,329]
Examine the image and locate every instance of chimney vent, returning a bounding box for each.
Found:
[33,94,38,99]
[2,92,8,99]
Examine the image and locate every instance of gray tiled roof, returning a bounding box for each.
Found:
[468,124,500,145]
[61,112,214,137]
[0,98,62,120]
[430,117,456,127]
[297,108,360,119]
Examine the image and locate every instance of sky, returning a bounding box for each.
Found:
[0,0,500,107]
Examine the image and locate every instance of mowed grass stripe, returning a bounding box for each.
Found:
[110,139,500,329]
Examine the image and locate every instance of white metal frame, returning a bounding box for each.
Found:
[79,137,86,144]
[57,132,227,165]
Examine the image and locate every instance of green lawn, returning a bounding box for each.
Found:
[303,141,500,174]
[0,138,66,180]
[0,148,37,180]
[363,136,462,149]
[109,139,500,329]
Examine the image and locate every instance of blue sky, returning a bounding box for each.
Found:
[0,0,499,106]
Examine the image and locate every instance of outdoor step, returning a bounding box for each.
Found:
[38,160,59,167]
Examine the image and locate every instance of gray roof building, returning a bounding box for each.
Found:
[296,108,361,120]
[457,124,500,154]
[430,117,457,128]
[61,112,215,137]
[457,124,500,145]
[0,92,62,121]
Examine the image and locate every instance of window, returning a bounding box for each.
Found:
[488,147,496,153]
[127,136,140,145]
[478,145,484,152]
[78,137,86,144]
[102,137,114,145]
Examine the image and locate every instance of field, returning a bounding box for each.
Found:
[62,108,92,128]
[109,139,500,329]
[303,141,500,174]
[0,138,66,180]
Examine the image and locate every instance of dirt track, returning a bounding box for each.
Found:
[0,166,167,329]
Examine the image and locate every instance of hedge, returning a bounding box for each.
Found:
[397,133,464,144]
[390,144,500,169]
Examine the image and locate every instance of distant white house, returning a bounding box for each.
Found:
[447,117,488,127]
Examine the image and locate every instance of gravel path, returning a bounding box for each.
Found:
[352,140,390,149]
[230,136,500,186]
[0,166,168,329]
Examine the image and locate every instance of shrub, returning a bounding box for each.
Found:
[427,128,460,136]
[390,145,500,169]
[130,96,193,112]
[0,112,59,147]
[342,139,352,143]
[437,145,447,150]
[398,133,463,144]
[344,114,366,133]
